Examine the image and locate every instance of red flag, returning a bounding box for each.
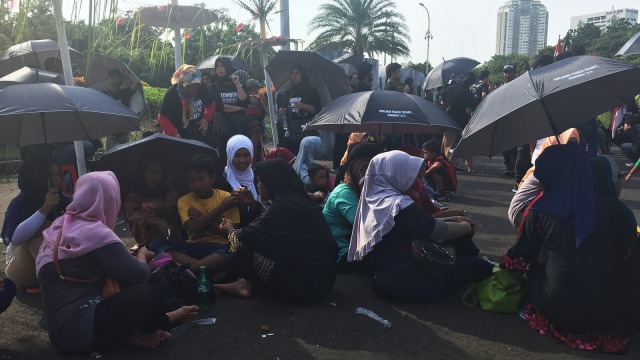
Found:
[554,36,562,57]
[235,23,245,32]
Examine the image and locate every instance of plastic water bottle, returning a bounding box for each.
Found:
[197,266,210,310]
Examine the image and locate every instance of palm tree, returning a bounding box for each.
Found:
[234,0,281,39]
[308,0,410,58]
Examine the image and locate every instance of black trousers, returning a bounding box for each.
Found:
[91,273,169,350]
[503,148,517,171]
[514,144,532,184]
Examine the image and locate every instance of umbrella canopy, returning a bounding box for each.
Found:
[0,66,64,90]
[0,39,80,76]
[84,53,145,114]
[0,83,141,147]
[140,5,218,28]
[615,31,640,56]
[265,51,350,107]
[96,133,218,194]
[198,54,250,73]
[334,53,364,76]
[304,90,459,134]
[454,56,640,158]
[423,57,479,91]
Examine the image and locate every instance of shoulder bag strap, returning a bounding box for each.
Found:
[54,226,103,283]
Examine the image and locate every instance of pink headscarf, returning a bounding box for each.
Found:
[36,171,124,275]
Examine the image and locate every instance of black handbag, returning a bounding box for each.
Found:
[411,238,456,277]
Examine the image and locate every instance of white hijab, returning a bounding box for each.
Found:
[293,136,321,185]
[348,151,424,261]
[225,135,258,200]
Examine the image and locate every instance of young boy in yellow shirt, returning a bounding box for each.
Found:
[151,154,240,273]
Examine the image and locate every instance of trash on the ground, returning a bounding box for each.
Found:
[193,317,217,325]
[330,302,337,307]
[260,324,270,331]
[170,317,217,339]
[355,307,392,328]
[399,311,408,317]
[90,352,102,359]
[261,333,275,338]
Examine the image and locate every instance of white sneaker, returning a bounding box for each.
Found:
[432,200,448,210]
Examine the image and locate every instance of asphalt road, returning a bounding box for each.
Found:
[1,151,639,360]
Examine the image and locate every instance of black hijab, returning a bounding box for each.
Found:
[213,57,234,85]
[334,143,382,185]
[287,65,321,119]
[237,159,337,264]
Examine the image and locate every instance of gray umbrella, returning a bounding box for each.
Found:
[140,5,218,28]
[454,56,640,158]
[84,53,145,114]
[305,90,459,134]
[615,31,640,56]
[0,83,141,147]
[0,39,80,76]
[0,66,64,90]
[422,57,479,91]
[198,54,250,73]
[265,51,350,107]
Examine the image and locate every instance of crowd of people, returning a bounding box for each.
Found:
[1,50,640,356]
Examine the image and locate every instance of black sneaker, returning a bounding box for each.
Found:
[434,192,452,202]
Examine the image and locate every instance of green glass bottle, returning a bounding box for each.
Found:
[197,265,210,310]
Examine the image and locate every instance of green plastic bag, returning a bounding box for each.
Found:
[461,268,527,314]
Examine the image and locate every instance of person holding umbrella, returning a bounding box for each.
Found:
[157,65,215,147]
[103,68,141,150]
[501,64,518,177]
[277,65,322,154]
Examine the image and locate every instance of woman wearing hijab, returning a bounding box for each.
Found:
[2,145,70,290]
[225,135,261,227]
[157,65,216,147]
[509,128,580,228]
[216,159,338,304]
[211,58,251,158]
[504,143,640,353]
[293,136,321,185]
[277,64,322,154]
[349,151,492,302]
[36,172,198,353]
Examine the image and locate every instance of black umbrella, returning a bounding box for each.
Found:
[0,39,80,76]
[422,57,479,91]
[96,133,218,194]
[198,54,250,73]
[84,53,145,114]
[304,90,459,134]
[616,31,640,56]
[265,51,350,106]
[0,83,141,147]
[0,66,64,90]
[454,56,640,158]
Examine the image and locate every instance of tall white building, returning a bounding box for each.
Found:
[570,8,638,31]
[496,0,549,56]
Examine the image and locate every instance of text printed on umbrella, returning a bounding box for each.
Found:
[379,110,413,118]
[553,65,600,82]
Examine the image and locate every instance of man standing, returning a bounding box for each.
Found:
[501,64,517,177]
[103,68,140,150]
[354,62,373,93]
[384,63,408,93]
[347,73,358,92]
[475,70,491,101]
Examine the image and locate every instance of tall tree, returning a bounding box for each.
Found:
[308,0,410,58]
[234,0,281,39]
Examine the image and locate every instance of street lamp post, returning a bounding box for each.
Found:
[418,2,432,74]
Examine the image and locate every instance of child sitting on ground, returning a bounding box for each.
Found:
[305,163,330,206]
[150,154,240,274]
[422,140,457,202]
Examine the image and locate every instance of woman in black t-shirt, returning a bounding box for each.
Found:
[210,57,251,160]
[277,64,322,154]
